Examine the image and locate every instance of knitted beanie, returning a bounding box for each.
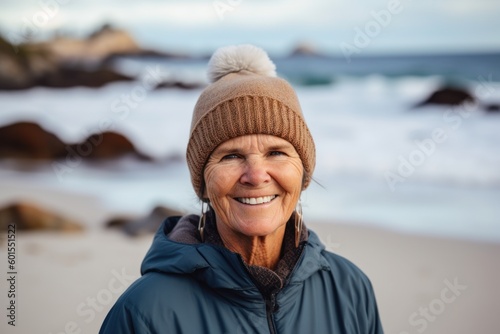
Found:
[187,44,316,198]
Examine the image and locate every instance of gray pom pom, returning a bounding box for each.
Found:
[207,44,277,83]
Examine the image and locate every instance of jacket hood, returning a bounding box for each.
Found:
[141,216,330,291]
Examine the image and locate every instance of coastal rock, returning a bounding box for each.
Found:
[289,42,324,57]
[0,202,84,232]
[415,87,475,107]
[0,122,66,159]
[0,25,139,90]
[106,205,183,236]
[37,24,141,63]
[484,103,500,113]
[0,36,58,90]
[35,67,134,89]
[102,49,193,66]
[70,131,151,160]
[155,80,204,90]
[0,36,133,90]
[0,121,153,161]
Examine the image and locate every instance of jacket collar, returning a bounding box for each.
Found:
[141,216,330,291]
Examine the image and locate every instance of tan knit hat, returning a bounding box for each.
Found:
[187,45,316,198]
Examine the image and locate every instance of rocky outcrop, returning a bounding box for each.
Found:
[415,87,475,107]
[36,24,141,64]
[484,103,500,113]
[0,202,83,232]
[155,80,204,90]
[69,131,151,160]
[106,205,183,236]
[0,36,58,90]
[289,42,324,57]
[0,121,152,161]
[0,36,134,90]
[1,25,203,90]
[35,67,133,89]
[0,25,142,90]
[0,122,66,160]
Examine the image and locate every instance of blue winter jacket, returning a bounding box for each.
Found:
[100,216,384,333]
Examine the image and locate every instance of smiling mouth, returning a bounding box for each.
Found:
[235,195,277,205]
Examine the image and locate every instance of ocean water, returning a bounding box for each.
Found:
[1,54,499,242]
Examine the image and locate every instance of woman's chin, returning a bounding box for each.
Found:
[232,219,287,239]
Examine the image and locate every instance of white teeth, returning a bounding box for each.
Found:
[237,195,276,205]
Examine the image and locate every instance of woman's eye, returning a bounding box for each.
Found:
[221,154,239,160]
[269,151,285,157]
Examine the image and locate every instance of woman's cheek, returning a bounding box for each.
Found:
[204,165,236,198]
[273,160,303,185]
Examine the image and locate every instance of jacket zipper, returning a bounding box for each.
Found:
[236,244,307,334]
[266,293,277,334]
[265,244,307,334]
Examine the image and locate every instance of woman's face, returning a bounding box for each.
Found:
[204,134,304,238]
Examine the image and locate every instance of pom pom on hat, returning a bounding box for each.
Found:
[207,44,277,83]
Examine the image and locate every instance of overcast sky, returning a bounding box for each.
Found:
[1,0,499,55]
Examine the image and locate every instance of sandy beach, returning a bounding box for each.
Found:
[1,187,499,334]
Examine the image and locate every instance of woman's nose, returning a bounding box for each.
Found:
[239,158,271,186]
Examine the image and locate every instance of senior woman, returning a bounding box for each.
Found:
[100,45,384,333]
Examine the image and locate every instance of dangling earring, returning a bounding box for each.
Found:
[198,201,208,242]
[294,199,303,248]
